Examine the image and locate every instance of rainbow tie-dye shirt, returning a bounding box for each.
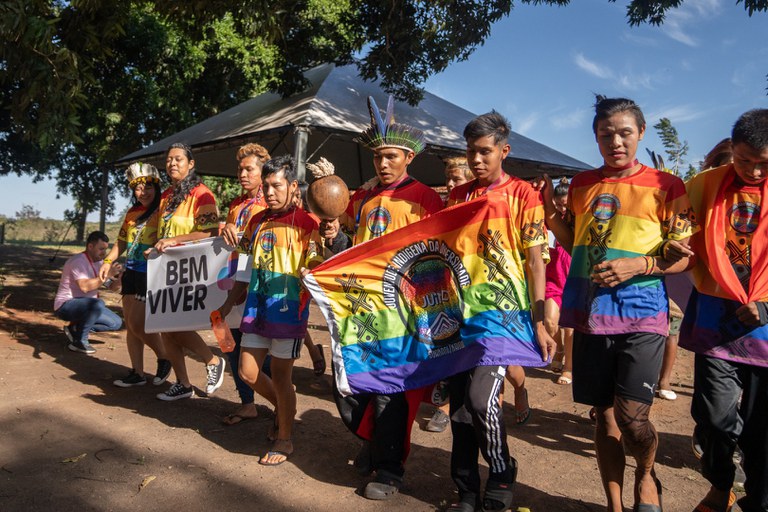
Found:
[156,183,219,239]
[118,205,158,273]
[561,165,695,336]
[341,176,444,245]
[237,207,323,338]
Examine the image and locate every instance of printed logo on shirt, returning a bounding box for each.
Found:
[729,202,760,234]
[591,193,621,221]
[260,231,277,252]
[367,206,391,237]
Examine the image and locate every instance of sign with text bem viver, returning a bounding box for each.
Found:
[145,237,249,333]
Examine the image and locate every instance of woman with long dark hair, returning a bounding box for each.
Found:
[100,163,171,387]
[152,143,227,401]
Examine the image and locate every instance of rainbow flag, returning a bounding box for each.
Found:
[304,194,547,396]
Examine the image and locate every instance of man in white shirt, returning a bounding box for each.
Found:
[53,231,123,354]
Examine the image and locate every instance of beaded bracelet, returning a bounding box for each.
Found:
[643,255,655,276]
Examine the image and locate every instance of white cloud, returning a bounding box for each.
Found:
[657,0,722,47]
[550,109,588,130]
[515,112,539,134]
[573,53,654,92]
[621,32,658,47]
[618,73,654,91]
[646,105,705,124]
[574,53,613,80]
[731,62,759,88]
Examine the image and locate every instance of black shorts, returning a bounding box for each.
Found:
[121,268,148,300]
[572,331,665,406]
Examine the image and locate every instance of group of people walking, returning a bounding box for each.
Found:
[51,94,768,512]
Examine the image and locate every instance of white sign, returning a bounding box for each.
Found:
[145,237,246,333]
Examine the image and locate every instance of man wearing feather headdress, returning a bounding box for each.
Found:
[333,96,444,500]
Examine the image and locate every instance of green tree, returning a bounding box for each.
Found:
[653,118,689,175]
[2,0,765,239]
[201,176,242,220]
[14,205,41,221]
[649,117,702,181]
[1,1,520,238]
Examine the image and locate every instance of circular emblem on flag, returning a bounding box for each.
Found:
[382,240,470,351]
[367,206,391,237]
[729,202,760,234]
[260,231,277,252]
[590,193,621,221]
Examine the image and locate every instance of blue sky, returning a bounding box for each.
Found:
[1,0,766,221]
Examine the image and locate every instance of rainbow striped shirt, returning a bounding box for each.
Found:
[237,207,323,337]
[561,165,695,336]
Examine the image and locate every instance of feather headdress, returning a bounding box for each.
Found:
[355,96,425,154]
[125,162,160,188]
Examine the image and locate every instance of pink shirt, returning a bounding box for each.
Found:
[53,253,101,310]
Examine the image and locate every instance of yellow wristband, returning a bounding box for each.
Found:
[103,258,112,264]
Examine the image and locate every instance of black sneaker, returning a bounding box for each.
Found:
[114,370,147,387]
[205,357,226,395]
[153,359,172,386]
[68,340,96,355]
[156,382,194,401]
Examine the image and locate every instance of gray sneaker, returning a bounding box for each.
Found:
[205,357,226,395]
[68,340,96,355]
[426,408,450,432]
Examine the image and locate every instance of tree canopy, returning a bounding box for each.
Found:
[1,0,765,237]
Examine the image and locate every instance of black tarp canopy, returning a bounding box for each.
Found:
[116,63,590,186]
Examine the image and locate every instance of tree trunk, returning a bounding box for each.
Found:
[74,204,88,243]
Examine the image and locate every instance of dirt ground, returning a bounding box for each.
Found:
[0,244,718,511]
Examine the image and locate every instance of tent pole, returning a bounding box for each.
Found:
[293,124,310,182]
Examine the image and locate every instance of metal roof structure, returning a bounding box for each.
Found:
[117,63,590,186]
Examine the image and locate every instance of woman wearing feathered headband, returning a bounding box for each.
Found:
[100,162,172,388]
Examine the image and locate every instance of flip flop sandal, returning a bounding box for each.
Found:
[312,344,326,376]
[222,413,258,426]
[515,389,530,425]
[259,450,290,466]
[557,373,572,385]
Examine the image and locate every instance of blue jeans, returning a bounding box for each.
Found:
[55,297,123,346]
[227,329,255,404]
